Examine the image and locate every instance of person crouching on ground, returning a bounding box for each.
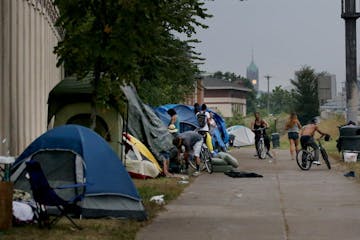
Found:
[172,131,203,177]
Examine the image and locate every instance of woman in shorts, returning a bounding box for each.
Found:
[285,112,302,160]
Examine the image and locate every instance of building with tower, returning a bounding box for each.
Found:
[246,55,259,91]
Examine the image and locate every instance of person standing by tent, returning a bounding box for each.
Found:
[285,112,302,160]
[196,104,214,154]
[167,108,180,132]
[193,102,200,115]
[172,131,203,176]
[250,112,272,158]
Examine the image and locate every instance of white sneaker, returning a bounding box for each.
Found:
[313,161,321,165]
[192,171,200,177]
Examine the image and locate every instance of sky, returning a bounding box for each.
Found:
[194,0,350,93]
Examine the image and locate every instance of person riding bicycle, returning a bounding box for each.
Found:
[299,117,329,165]
[251,112,272,158]
[172,131,203,176]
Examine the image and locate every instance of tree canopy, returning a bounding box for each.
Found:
[53,0,211,107]
[269,86,295,114]
[291,66,321,124]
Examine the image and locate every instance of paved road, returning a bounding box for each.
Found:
[136,148,360,240]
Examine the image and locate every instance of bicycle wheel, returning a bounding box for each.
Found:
[320,148,331,170]
[257,140,266,159]
[189,149,206,171]
[201,147,213,174]
[296,149,312,170]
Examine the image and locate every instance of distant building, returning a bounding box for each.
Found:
[183,77,204,106]
[320,94,345,112]
[318,74,336,105]
[201,76,251,117]
[246,56,259,91]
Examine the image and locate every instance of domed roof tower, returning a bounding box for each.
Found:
[246,51,259,91]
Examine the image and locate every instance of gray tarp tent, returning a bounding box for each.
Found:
[47,77,174,165]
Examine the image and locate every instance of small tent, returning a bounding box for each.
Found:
[122,133,161,179]
[227,125,255,147]
[11,124,147,220]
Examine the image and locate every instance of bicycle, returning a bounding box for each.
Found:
[254,127,268,159]
[296,135,331,170]
[188,140,214,174]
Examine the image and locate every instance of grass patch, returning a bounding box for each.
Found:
[0,177,189,240]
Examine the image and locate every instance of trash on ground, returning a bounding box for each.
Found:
[235,193,243,198]
[150,195,165,205]
[344,171,355,177]
[178,180,189,185]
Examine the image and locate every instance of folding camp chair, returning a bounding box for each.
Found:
[25,160,84,230]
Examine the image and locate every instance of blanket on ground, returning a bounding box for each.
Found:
[224,170,263,178]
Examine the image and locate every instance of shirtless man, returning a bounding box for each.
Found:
[300,117,328,165]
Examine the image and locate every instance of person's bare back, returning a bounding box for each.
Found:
[301,123,318,136]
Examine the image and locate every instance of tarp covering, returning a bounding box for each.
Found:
[153,104,230,146]
[121,86,175,163]
[11,125,147,220]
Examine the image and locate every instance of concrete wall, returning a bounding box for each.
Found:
[205,97,247,118]
[0,0,63,155]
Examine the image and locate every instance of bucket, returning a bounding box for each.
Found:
[344,152,358,162]
[0,182,13,230]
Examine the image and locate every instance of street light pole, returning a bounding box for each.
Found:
[341,0,360,123]
[264,75,272,115]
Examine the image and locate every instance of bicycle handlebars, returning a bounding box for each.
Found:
[253,127,268,132]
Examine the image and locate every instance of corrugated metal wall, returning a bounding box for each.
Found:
[0,0,63,156]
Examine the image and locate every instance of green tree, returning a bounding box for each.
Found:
[225,113,245,127]
[269,86,294,114]
[257,92,268,111]
[53,0,211,126]
[291,66,321,124]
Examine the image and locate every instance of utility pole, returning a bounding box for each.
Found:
[264,75,272,115]
[341,0,360,123]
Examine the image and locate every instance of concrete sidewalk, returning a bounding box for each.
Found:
[136,148,360,240]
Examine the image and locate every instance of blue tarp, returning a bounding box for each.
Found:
[153,104,230,149]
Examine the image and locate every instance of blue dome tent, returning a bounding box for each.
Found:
[11,124,147,220]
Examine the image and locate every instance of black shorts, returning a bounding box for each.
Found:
[288,132,299,140]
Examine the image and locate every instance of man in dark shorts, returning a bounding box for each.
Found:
[300,117,328,165]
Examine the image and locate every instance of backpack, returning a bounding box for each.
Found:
[197,112,207,128]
